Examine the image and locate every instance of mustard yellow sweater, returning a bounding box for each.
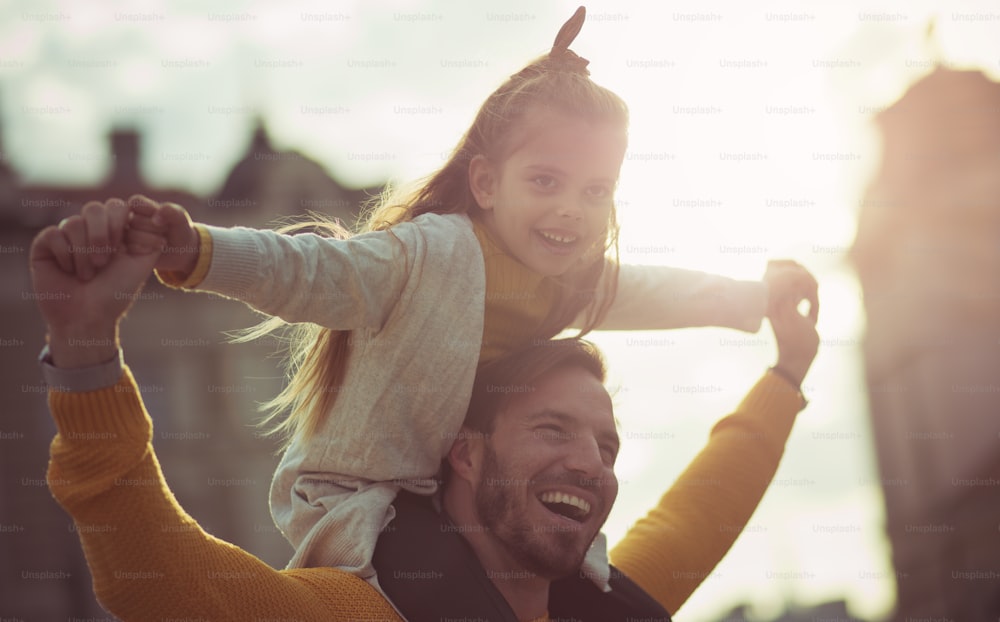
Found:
[47,367,801,621]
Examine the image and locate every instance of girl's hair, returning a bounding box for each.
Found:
[248,7,628,446]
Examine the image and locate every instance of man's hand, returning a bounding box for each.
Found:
[765,261,819,388]
[763,260,819,325]
[126,194,199,275]
[30,198,162,368]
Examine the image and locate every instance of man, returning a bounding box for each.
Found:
[31,201,817,621]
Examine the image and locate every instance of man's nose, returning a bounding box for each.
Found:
[563,435,606,479]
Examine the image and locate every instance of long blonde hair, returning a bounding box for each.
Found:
[250,22,629,446]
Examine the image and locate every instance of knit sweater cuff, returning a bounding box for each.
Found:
[48,366,151,445]
[730,371,805,442]
[188,225,264,302]
[156,223,214,289]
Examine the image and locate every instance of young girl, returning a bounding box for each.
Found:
[130,6,808,594]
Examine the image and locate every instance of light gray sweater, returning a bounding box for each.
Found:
[194,212,767,585]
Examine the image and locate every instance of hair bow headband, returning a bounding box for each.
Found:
[549,6,591,75]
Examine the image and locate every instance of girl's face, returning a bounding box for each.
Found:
[470,110,627,277]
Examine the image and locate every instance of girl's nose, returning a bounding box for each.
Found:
[555,200,584,220]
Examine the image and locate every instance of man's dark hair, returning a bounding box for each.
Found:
[437,339,606,486]
[464,338,607,435]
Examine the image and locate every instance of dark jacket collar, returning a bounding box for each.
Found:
[373,491,672,621]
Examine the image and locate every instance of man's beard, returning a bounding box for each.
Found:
[474,443,594,579]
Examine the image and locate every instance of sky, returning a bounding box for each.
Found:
[4,0,1000,619]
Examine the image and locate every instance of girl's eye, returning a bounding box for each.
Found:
[587,186,611,200]
[533,175,558,190]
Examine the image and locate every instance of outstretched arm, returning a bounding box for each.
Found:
[125,194,411,330]
[587,261,768,332]
[44,367,398,621]
[29,207,402,621]
[581,258,819,335]
[610,268,819,613]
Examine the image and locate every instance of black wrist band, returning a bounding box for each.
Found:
[769,366,808,410]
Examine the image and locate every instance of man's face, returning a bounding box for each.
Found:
[471,365,619,579]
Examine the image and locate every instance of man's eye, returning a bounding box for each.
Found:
[535,424,566,440]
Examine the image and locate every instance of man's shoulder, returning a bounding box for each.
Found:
[280,566,403,619]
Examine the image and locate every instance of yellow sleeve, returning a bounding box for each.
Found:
[46,369,402,622]
[156,222,214,288]
[609,371,803,614]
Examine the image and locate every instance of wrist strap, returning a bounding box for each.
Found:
[768,366,808,411]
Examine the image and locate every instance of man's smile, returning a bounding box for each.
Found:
[537,490,592,522]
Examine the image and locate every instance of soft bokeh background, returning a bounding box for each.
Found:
[3,0,999,620]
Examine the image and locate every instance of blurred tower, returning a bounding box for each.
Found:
[214,117,380,227]
[851,67,1000,619]
[106,128,143,194]
[0,103,17,215]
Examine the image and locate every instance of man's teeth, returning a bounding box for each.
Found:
[539,231,577,244]
[538,491,591,517]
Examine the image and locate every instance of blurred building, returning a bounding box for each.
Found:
[0,121,382,618]
[217,117,379,227]
[851,67,1000,620]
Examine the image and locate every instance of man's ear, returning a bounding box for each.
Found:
[468,154,497,211]
[447,427,485,483]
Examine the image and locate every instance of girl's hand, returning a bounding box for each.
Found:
[764,260,820,387]
[30,199,161,367]
[126,194,200,276]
